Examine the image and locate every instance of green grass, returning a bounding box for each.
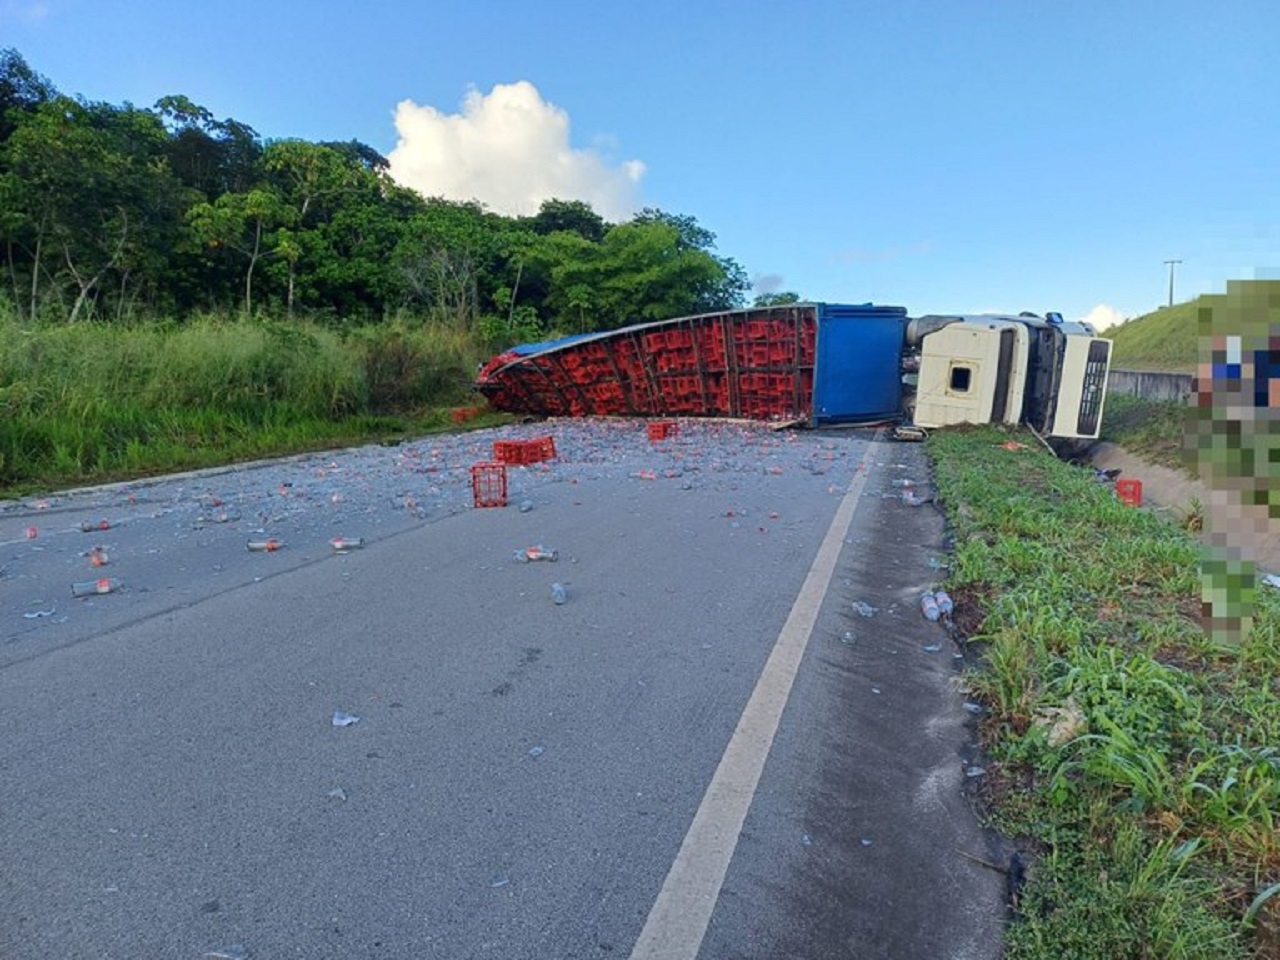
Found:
[0,308,502,496]
[929,425,1279,959]
[1105,300,1202,373]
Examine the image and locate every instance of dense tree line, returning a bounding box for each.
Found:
[0,49,749,342]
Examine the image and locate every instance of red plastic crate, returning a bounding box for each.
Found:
[493,437,556,465]
[470,462,508,508]
[648,421,679,442]
[1116,478,1142,507]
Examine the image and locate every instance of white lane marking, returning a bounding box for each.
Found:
[629,437,878,960]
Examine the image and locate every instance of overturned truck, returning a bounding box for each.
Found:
[475,302,1111,440]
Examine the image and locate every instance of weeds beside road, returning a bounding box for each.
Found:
[929,426,1279,959]
[0,310,498,496]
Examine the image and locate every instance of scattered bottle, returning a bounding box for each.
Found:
[934,589,954,616]
[72,577,119,597]
[88,547,109,567]
[518,500,534,513]
[25,526,37,539]
[551,582,567,605]
[920,591,940,622]
[514,545,558,563]
[246,538,282,552]
[329,537,365,552]
[80,519,110,532]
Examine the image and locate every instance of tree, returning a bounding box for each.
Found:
[156,94,262,198]
[186,188,291,315]
[1,95,186,321]
[628,207,749,312]
[527,198,607,243]
[263,140,356,314]
[0,47,56,143]
[754,291,802,307]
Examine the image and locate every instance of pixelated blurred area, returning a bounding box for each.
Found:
[1186,279,1280,643]
[1188,279,1280,519]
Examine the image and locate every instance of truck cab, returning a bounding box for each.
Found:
[909,313,1111,440]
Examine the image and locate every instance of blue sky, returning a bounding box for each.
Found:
[4,0,1277,328]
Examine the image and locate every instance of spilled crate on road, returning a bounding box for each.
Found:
[470,462,508,508]
[493,437,557,466]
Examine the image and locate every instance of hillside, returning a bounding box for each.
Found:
[1103,300,1201,372]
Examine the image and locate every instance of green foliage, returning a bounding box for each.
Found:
[753,291,802,307]
[0,48,750,333]
[0,307,487,492]
[1006,817,1241,959]
[929,425,1278,957]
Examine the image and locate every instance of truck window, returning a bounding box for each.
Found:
[949,365,973,393]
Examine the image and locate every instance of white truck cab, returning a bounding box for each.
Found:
[909,312,1111,440]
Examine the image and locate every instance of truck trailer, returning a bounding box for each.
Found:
[474,302,1111,440]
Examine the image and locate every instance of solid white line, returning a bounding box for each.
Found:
[628,437,878,960]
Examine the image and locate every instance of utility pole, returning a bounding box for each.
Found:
[1163,259,1182,307]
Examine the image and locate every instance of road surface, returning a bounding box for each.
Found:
[0,419,1007,959]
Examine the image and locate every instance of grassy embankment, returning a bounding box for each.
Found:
[0,307,502,497]
[929,425,1278,959]
[1105,300,1201,374]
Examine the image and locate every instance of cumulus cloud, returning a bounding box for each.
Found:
[387,81,644,222]
[1080,303,1127,331]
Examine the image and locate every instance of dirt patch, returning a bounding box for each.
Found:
[1089,441,1280,575]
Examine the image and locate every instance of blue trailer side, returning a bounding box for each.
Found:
[811,303,908,424]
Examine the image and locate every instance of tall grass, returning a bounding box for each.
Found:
[0,305,490,492]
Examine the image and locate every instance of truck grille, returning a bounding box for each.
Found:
[1075,340,1111,436]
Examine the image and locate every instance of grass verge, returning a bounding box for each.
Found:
[0,311,505,497]
[929,425,1279,959]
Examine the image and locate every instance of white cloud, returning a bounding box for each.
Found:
[1080,303,1127,331]
[387,81,644,222]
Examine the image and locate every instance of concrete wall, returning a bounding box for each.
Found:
[1107,369,1193,403]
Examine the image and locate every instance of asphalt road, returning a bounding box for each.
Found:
[0,420,1007,959]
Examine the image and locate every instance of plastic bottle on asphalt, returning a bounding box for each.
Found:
[72,577,119,597]
[246,538,282,552]
[514,545,558,563]
[329,537,365,552]
[920,591,940,621]
[934,589,954,616]
[551,582,567,605]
